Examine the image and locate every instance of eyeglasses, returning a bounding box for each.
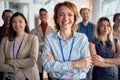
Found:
[3,16,11,20]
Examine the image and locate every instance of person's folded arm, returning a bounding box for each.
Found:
[0,37,18,72]
[89,42,115,67]
[42,35,91,73]
[10,36,39,69]
[42,51,73,73]
[104,40,120,65]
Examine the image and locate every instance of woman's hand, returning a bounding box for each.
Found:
[72,57,92,68]
[46,53,55,61]
[92,55,105,62]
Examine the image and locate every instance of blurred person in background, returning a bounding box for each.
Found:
[77,8,95,41]
[90,17,120,80]
[31,8,54,80]
[113,13,120,80]
[77,7,95,80]
[0,12,39,80]
[0,9,13,43]
[0,9,13,80]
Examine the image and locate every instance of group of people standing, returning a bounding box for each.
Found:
[0,1,120,80]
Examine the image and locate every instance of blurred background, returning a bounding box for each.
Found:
[0,0,120,30]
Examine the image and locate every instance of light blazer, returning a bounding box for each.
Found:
[31,25,54,72]
[0,33,39,80]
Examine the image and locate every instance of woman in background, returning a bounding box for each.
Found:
[113,13,120,80]
[0,12,39,80]
[89,17,120,80]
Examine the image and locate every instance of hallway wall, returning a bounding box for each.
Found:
[0,0,119,29]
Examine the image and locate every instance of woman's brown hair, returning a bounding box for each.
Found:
[53,1,79,31]
[95,17,115,50]
[8,12,30,41]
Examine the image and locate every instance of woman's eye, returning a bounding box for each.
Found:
[68,14,73,16]
[58,13,64,16]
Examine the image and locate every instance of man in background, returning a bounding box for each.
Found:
[0,9,13,80]
[31,8,54,80]
[0,9,13,43]
[77,8,95,80]
[77,8,95,41]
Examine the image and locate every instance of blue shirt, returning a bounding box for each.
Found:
[42,31,90,79]
[78,22,95,41]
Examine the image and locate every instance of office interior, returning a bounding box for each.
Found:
[0,0,119,30]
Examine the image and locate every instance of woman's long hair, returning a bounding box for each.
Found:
[8,12,30,41]
[95,17,115,50]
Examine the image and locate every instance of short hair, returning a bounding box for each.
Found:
[113,13,120,22]
[79,8,90,14]
[39,8,47,13]
[8,12,30,41]
[53,1,79,31]
[2,9,13,19]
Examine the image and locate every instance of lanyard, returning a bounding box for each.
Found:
[59,36,75,62]
[12,38,24,59]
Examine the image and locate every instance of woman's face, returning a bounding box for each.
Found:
[12,16,26,33]
[57,6,74,31]
[115,15,120,26]
[99,20,111,36]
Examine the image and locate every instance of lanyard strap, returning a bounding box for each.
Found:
[59,36,75,62]
[13,38,24,59]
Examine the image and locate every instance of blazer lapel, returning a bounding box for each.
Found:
[38,26,43,39]
[6,41,13,58]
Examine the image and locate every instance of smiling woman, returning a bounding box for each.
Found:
[0,12,39,80]
[89,17,120,80]
[42,1,92,80]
